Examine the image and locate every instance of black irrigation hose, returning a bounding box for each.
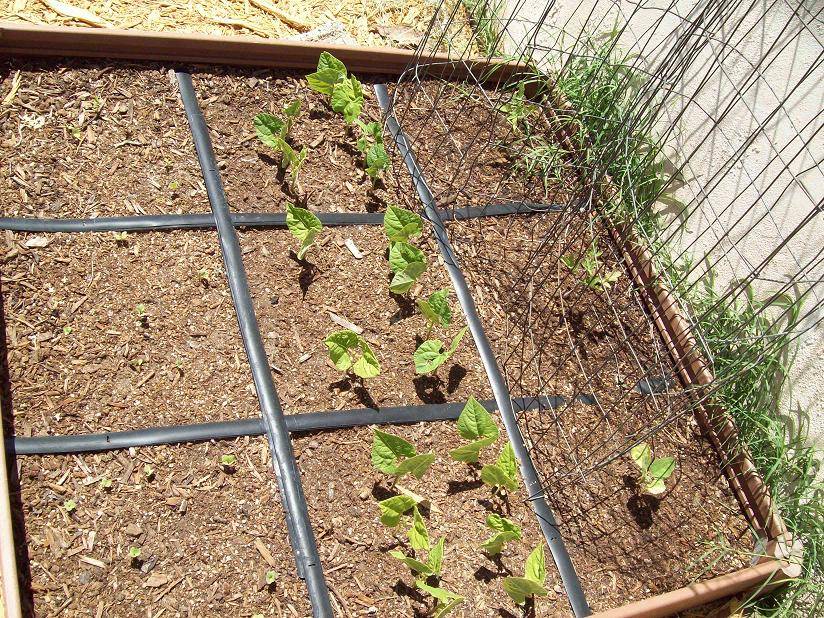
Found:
[375,84,592,617]
[176,71,334,617]
[7,396,568,456]
[0,203,561,233]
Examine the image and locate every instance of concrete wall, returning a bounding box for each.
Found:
[502,0,823,442]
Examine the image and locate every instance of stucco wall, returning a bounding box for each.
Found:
[501,0,823,442]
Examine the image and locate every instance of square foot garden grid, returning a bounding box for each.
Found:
[0,53,793,618]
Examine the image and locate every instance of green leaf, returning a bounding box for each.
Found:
[388,241,426,273]
[480,463,518,491]
[413,326,467,374]
[283,100,301,119]
[330,76,364,123]
[253,113,285,148]
[524,543,546,584]
[456,396,499,440]
[480,530,519,555]
[324,329,360,371]
[407,507,430,551]
[378,495,417,527]
[417,289,452,329]
[390,551,433,576]
[306,65,345,95]
[413,339,447,374]
[366,142,389,179]
[324,330,380,378]
[394,453,436,480]
[390,261,427,294]
[502,577,548,605]
[630,442,651,472]
[371,429,416,474]
[486,514,522,538]
[285,203,322,260]
[416,581,464,617]
[648,457,676,481]
[448,436,496,463]
[426,536,445,576]
[498,442,518,480]
[352,337,381,379]
[363,121,383,143]
[317,51,347,75]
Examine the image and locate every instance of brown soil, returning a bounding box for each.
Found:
[0,59,205,219]
[13,438,309,617]
[192,67,409,216]
[1,58,757,617]
[450,213,754,610]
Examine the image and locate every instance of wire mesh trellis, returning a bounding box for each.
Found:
[384,0,822,610]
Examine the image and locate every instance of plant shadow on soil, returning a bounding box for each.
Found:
[288,252,319,297]
[328,377,378,409]
[623,474,662,529]
[0,277,35,615]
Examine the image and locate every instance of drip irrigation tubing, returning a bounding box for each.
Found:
[375,83,592,617]
[7,396,569,456]
[176,71,333,617]
[0,203,561,233]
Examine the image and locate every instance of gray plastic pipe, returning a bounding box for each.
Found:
[176,71,333,617]
[374,84,591,617]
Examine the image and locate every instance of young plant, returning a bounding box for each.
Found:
[112,231,128,245]
[99,477,113,491]
[416,581,464,617]
[480,513,522,555]
[279,140,308,192]
[254,101,301,145]
[264,570,277,586]
[135,304,148,328]
[417,289,452,336]
[377,494,419,527]
[388,241,427,294]
[197,268,211,286]
[499,82,537,134]
[371,429,435,481]
[355,120,389,181]
[306,52,363,124]
[62,325,72,336]
[63,499,77,513]
[414,326,468,374]
[384,204,423,243]
[286,203,322,261]
[480,442,519,492]
[324,329,381,379]
[128,546,142,565]
[448,396,499,463]
[502,543,549,605]
[561,243,622,291]
[391,536,445,580]
[143,464,155,481]
[220,454,237,472]
[630,442,676,495]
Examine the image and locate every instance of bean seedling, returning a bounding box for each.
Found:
[306,52,364,124]
[99,477,113,491]
[355,119,389,181]
[631,442,676,495]
[143,464,155,481]
[448,396,499,463]
[62,325,72,336]
[324,329,381,379]
[417,289,452,336]
[502,543,549,605]
[388,241,427,294]
[414,326,468,374]
[384,204,423,243]
[63,499,77,513]
[254,101,301,144]
[416,581,464,617]
[480,513,522,555]
[391,532,445,581]
[128,546,142,560]
[371,429,435,481]
[377,494,419,527]
[480,442,519,492]
[561,243,622,291]
[112,231,128,245]
[220,454,237,472]
[264,570,277,586]
[286,203,322,261]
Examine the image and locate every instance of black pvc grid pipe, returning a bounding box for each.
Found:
[0,71,586,617]
[375,83,592,617]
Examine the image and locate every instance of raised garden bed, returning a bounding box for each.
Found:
[0,27,797,618]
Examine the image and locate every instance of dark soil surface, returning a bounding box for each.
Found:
[0,59,205,219]
[192,67,407,215]
[1,59,757,617]
[13,439,309,617]
[451,212,754,610]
